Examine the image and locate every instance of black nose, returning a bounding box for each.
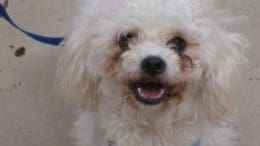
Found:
[141,56,166,76]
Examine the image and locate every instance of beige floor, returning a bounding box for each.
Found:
[0,0,259,146]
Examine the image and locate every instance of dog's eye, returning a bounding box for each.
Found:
[167,36,187,53]
[118,32,137,51]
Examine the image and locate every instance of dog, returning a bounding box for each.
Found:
[56,0,248,146]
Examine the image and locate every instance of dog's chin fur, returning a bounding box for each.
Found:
[56,0,248,146]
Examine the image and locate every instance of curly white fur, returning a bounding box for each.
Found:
[56,0,248,146]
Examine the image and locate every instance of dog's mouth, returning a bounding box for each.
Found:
[128,80,170,105]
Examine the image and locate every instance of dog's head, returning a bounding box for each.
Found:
[57,0,248,123]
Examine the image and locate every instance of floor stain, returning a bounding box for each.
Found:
[7,88,12,93]
[9,44,14,49]
[4,82,23,94]
[249,77,260,81]
[18,126,23,130]
[13,84,18,90]
[15,46,26,57]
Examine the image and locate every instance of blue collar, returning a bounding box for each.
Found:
[193,139,201,146]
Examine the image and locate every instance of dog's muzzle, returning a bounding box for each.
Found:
[127,56,172,105]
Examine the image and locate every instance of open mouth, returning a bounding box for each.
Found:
[129,80,168,105]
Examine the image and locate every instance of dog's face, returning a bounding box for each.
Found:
[57,0,247,121]
[107,25,202,108]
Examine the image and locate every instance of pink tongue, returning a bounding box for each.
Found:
[138,87,164,99]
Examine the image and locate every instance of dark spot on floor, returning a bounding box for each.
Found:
[0,69,2,73]
[13,84,18,90]
[8,89,12,93]
[15,47,26,57]
[59,18,63,22]
[253,64,259,68]
[9,44,14,49]
[18,126,23,130]
[249,78,253,81]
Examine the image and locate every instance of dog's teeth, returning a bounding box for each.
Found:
[138,88,141,93]
[138,88,146,97]
[137,87,165,99]
[159,89,164,97]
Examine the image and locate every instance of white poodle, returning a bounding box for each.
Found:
[56,0,248,146]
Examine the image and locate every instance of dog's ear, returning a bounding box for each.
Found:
[201,32,248,124]
[56,29,99,111]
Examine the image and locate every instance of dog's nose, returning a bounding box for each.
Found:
[141,56,166,76]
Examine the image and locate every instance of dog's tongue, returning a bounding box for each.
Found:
[137,87,164,99]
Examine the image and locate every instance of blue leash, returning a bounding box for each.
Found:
[0,3,65,46]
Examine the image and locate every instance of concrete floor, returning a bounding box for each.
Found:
[0,0,259,146]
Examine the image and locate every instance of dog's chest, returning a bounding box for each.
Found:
[102,121,202,146]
